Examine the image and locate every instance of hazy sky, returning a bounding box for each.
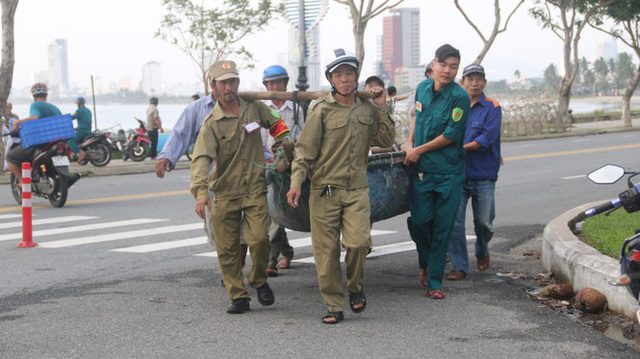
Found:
[7,0,624,92]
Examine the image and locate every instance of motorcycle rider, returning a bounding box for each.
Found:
[68,96,92,163]
[7,83,62,181]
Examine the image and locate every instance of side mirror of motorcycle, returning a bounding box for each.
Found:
[587,164,625,185]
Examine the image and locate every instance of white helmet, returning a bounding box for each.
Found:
[325,48,359,79]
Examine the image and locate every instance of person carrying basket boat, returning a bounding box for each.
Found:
[287,49,395,324]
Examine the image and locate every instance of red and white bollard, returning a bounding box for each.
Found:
[17,162,37,248]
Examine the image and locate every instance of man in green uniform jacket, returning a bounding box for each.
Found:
[287,49,395,324]
[404,44,470,300]
[190,60,290,314]
[68,96,92,162]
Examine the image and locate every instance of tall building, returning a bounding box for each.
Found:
[141,61,162,95]
[596,38,618,61]
[47,39,70,97]
[381,8,420,85]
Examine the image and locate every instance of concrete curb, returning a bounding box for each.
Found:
[542,202,638,320]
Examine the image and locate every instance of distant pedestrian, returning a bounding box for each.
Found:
[146,97,163,160]
[2,103,20,172]
[387,85,397,98]
[68,96,92,163]
[404,44,470,300]
[446,64,501,281]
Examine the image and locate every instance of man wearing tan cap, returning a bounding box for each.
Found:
[190,60,290,314]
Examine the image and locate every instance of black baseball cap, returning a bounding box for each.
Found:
[462,64,486,78]
[365,75,385,88]
[435,44,460,62]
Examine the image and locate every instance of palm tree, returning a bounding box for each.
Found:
[593,57,609,95]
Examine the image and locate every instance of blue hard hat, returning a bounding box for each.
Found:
[75,96,86,104]
[263,65,289,83]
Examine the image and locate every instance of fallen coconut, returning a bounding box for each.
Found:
[549,284,574,300]
[540,284,574,300]
[575,288,607,313]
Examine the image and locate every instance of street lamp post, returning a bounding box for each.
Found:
[296,0,309,92]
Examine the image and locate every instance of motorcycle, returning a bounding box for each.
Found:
[121,118,151,162]
[570,164,640,322]
[67,130,114,167]
[7,136,81,208]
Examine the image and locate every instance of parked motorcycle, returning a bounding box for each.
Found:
[121,118,151,162]
[571,164,640,322]
[67,130,113,167]
[7,136,81,208]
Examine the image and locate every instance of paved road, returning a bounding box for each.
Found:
[0,132,639,358]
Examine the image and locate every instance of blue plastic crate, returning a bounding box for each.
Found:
[19,114,75,148]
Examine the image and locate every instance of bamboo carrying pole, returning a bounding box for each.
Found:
[237,90,377,101]
[236,90,413,102]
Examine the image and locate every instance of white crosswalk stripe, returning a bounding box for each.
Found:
[293,241,415,264]
[0,215,415,262]
[0,218,168,242]
[0,214,23,220]
[111,236,208,253]
[194,230,397,258]
[0,216,97,229]
[38,223,203,248]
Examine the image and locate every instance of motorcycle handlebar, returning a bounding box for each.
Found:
[570,183,640,232]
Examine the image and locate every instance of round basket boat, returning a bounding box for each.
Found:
[266,151,410,232]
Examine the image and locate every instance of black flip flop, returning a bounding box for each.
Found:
[349,291,367,314]
[322,311,344,324]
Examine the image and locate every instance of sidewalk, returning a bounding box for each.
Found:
[0,156,192,185]
[502,118,640,143]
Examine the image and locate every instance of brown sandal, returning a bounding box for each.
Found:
[420,268,428,287]
[426,289,446,300]
[276,257,291,269]
[477,255,490,271]
[445,270,467,281]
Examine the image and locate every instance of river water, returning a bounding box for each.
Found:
[10,96,636,132]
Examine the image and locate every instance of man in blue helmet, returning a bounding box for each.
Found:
[261,64,305,277]
[68,96,92,163]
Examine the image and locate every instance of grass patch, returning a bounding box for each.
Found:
[581,209,640,259]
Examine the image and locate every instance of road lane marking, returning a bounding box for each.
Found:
[193,230,397,258]
[0,218,168,242]
[0,214,23,220]
[0,216,97,230]
[504,143,640,161]
[111,236,208,253]
[38,223,202,248]
[561,175,587,180]
[0,190,190,213]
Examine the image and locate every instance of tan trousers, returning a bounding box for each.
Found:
[309,186,371,312]
[211,192,270,300]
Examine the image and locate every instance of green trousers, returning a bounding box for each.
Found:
[211,192,270,301]
[408,171,465,290]
[309,186,370,312]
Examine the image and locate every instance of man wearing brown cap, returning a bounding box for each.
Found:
[191,60,290,314]
[403,44,470,300]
